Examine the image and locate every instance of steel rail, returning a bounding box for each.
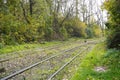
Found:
[0,59,9,63]
[0,40,82,63]
[0,42,90,80]
[48,47,89,80]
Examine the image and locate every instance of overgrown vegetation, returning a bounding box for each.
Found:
[0,38,83,55]
[71,0,120,79]
[0,0,102,46]
[71,43,120,80]
[103,0,120,49]
[0,40,62,54]
[0,0,120,79]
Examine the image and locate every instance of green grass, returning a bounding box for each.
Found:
[0,38,84,55]
[0,41,62,55]
[71,43,120,80]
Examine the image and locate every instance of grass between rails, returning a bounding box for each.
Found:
[0,38,85,55]
[0,42,58,55]
[71,43,120,80]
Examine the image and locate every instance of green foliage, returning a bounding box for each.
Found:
[86,27,94,38]
[71,43,120,80]
[0,0,46,44]
[0,40,64,55]
[59,26,68,40]
[86,25,102,38]
[0,13,42,44]
[0,0,101,45]
[64,18,87,38]
[103,0,120,49]
[106,32,120,49]
[92,24,102,37]
[0,43,4,49]
[44,16,54,41]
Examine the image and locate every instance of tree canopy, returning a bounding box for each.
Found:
[0,0,103,46]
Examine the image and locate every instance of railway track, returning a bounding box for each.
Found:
[0,39,99,61]
[0,39,84,63]
[0,42,86,79]
[48,47,89,80]
[0,39,86,78]
[0,39,97,64]
[51,46,94,80]
[0,41,98,80]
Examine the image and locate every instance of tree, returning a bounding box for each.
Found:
[0,0,104,45]
[103,0,120,49]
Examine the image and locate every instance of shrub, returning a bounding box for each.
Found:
[64,18,87,38]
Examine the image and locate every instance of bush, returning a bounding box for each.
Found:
[107,32,120,49]
[86,24,102,38]
[103,0,120,49]
[0,43,4,49]
[93,25,102,37]
[59,26,68,40]
[64,18,87,38]
[86,27,94,38]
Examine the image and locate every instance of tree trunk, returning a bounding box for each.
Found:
[29,0,33,16]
